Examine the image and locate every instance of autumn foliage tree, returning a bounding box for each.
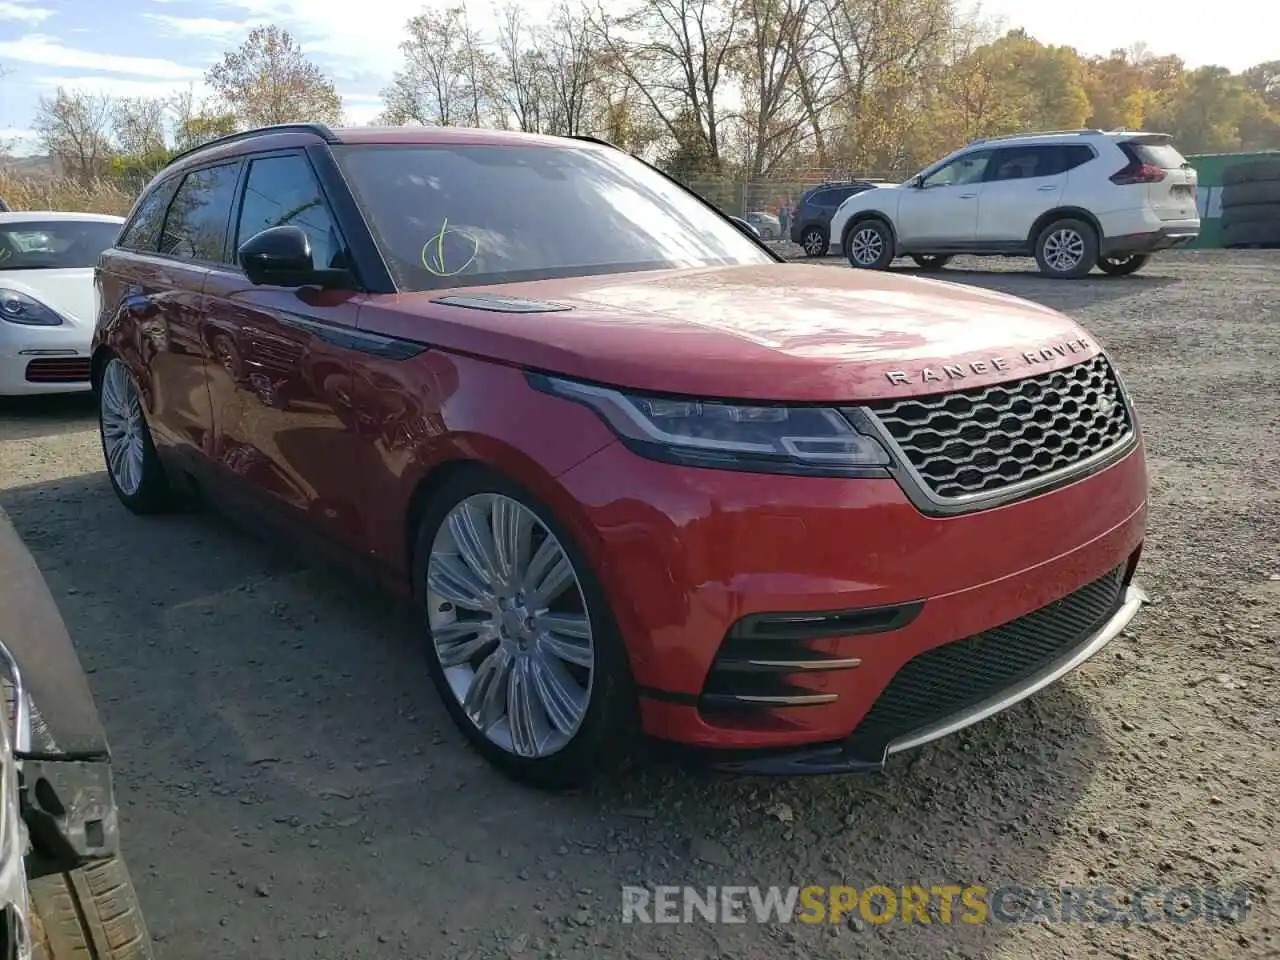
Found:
[206,26,342,129]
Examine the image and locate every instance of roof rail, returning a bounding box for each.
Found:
[968,128,1106,145]
[164,123,338,169]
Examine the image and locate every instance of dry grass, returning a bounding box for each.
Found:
[0,173,135,216]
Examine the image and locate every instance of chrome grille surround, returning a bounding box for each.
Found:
[860,354,1135,509]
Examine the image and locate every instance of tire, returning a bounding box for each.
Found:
[845,220,895,270]
[1033,218,1098,279]
[29,857,154,960]
[97,356,179,515]
[1222,220,1280,248]
[1096,254,1150,277]
[411,465,638,789]
[1220,202,1280,228]
[1220,180,1280,208]
[911,254,952,271]
[799,226,828,257]
[1222,159,1280,187]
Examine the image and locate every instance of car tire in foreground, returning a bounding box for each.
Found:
[97,356,181,515]
[1034,218,1098,279]
[30,856,154,960]
[411,465,637,789]
[1096,254,1150,277]
[845,220,895,270]
[911,254,952,271]
[799,226,829,257]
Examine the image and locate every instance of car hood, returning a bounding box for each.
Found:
[361,264,1101,402]
[0,268,96,328]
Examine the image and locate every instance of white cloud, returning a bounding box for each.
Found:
[145,14,254,39]
[0,1,52,25]
[341,94,383,125]
[0,35,203,80]
[34,75,211,101]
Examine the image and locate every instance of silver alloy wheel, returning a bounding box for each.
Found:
[849,226,885,266]
[426,493,595,759]
[100,359,147,497]
[802,229,825,256]
[1043,228,1086,272]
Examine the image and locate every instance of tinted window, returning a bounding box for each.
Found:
[1061,145,1095,172]
[1124,140,1187,169]
[333,144,771,292]
[160,163,240,262]
[118,179,179,252]
[235,154,346,270]
[0,220,121,270]
[988,145,1096,180]
[922,150,992,188]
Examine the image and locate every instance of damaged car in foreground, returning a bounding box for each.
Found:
[92,124,1148,788]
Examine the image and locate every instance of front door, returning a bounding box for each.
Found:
[201,151,365,548]
[896,150,993,247]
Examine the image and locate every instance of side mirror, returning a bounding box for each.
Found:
[238,226,350,289]
[911,175,924,189]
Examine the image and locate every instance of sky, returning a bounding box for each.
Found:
[0,0,1273,155]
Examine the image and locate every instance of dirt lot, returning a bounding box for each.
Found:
[1,250,1277,960]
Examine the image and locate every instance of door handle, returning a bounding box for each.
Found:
[959,193,977,199]
[1037,184,1057,191]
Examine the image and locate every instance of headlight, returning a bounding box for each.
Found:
[534,375,892,476]
[0,289,63,326]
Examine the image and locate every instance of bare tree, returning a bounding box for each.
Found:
[735,0,821,175]
[206,25,342,128]
[544,2,601,136]
[112,97,167,157]
[168,87,238,151]
[382,5,494,126]
[594,0,743,166]
[492,4,552,132]
[33,88,115,182]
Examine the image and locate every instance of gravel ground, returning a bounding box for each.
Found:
[0,249,1277,960]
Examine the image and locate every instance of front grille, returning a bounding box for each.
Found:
[844,564,1126,760]
[866,355,1133,500]
[25,357,90,383]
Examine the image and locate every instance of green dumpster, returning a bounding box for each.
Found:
[1187,150,1280,248]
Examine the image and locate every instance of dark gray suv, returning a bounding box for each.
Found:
[789,180,885,256]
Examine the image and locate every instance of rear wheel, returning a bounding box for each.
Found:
[799,226,828,257]
[1034,219,1098,279]
[29,857,154,960]
[412,467,637,789]
[845,221,895,270]
[97,357,179,515]
[1096,254,1150,277]
[911,254,952,271]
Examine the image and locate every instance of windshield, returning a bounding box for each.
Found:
[0,220,121,270]
[332,143,772,291]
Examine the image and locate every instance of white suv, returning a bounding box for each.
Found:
[829,129,1200,279]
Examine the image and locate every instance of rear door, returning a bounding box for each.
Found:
[200,150,365,547]
[976,144,1085,244]
[1115,136,1198,221]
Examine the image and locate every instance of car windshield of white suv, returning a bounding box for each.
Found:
[0,220,120,270]
[332,143,773,291]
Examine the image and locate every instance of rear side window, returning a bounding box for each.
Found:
[1123,140,1187,169]
[235,154,346,270]
[160,162,241,262]
[117,178,179,252]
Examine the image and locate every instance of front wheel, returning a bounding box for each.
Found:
[1034,219,1098,279]
[846,221,895,270]
[1097,254,1150,276]
[30,856,154,960]
[412,467,637,789]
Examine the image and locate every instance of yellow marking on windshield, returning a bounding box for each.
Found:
[421,217,479,277]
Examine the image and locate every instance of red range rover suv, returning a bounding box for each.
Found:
[92,124,1148,786]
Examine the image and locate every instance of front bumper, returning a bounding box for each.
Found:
[0,323,92,397]
[712,582,1146,774]
[555,434,1148,758]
